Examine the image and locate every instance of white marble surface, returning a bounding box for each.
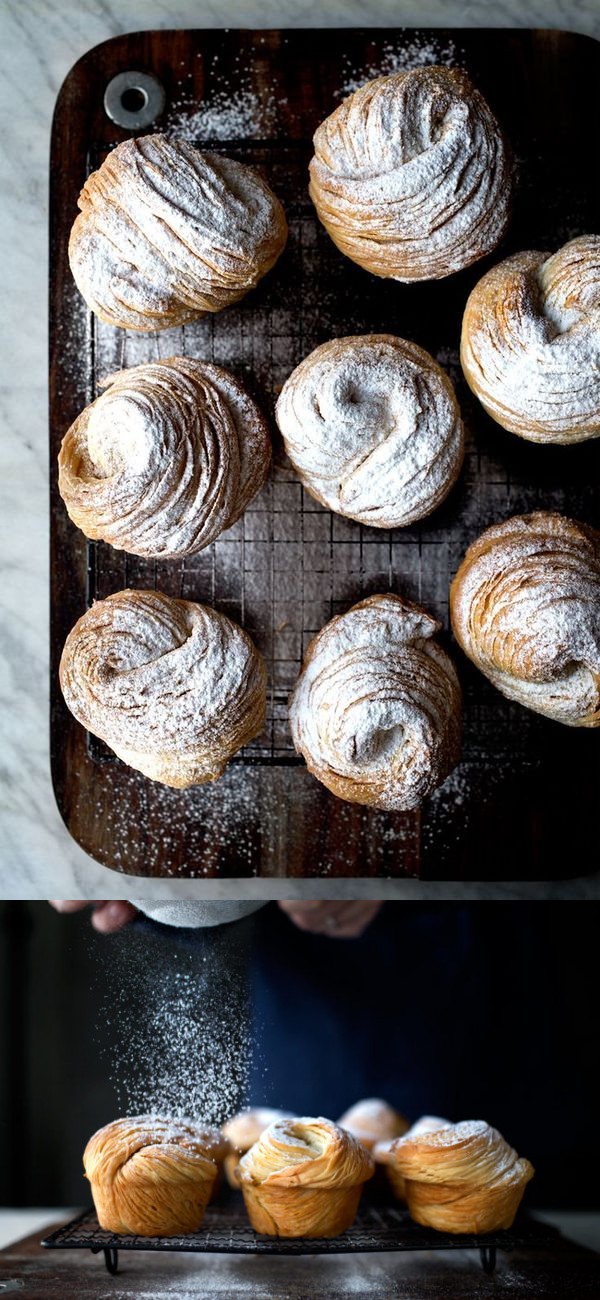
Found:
[0,0,598,899]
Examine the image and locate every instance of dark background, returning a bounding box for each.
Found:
[0,901,598,1208]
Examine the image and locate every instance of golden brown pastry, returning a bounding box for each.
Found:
[58,357,270,558]
[289,593,462,810]
[59,589,267,786]
[460,236,600,443]
[337,1098,409,1152]
[309,66,513,282]
[389,1119,534,1234]
[374,1115,450,1202]
[450,512,600,727]
[83,1116,228,1236]
[69,134,287,330]
[275,335,464,527]
[222,1108,296,1189]
[237,1116,374,1237]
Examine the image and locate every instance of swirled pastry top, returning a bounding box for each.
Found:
[374,1115,450,1166]
[309,67,513,281]
[391,1119,534,1194]
[275,335,464,527]
[84,1116,228,1187]
[58,357,271,558]
[83,1116,225,1236]
[450,512,600,727]
[391,1120,533,1235]
[68,134,288,329]
[460,236,600,443]
[59,590,268,786]
[289,593,461,811]
[222,1108,296,1153]
[237,1117,374,1190]
[337,1099,409,1150]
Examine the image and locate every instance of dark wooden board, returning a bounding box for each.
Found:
[4,1223,600,1299]
[50,27,600,878]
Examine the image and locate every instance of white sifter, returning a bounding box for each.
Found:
[133,901,267,928]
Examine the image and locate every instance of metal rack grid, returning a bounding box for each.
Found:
[83,136,556,769]
[42,1205,558,1278]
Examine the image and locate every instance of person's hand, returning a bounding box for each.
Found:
[277,901,382,938]
[48,901,138,933]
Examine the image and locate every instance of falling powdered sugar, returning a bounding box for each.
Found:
[94,917,258,1126]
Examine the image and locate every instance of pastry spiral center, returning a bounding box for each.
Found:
[276,335,463,529]
[86,391,154,477]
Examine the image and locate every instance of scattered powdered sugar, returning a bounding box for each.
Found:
[88,760,421,877]
[337,35,465,97]
[93,918,258,1126]
[170,87,280,142]
[105,1252,547,1299]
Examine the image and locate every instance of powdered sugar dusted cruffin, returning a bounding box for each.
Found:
[289,593,462,810]
[450,512,600,726]
[68,134,287,329]
[59,590,268,786]
[309,66,513,282]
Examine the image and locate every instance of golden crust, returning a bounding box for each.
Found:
[389,1120,534,1234]
[373,1116,450,1202]
[309,67,513,282]
[237,1116,374,1237]
[83,1116,225,1236]
[58,358,271,559]
[221,1108,296,1189]
[461,236,600,444]
[289,593,462,810]
[69,135,287,330]
[450,512,600,727]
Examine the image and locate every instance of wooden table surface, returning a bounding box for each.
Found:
[2,1218,600,1299]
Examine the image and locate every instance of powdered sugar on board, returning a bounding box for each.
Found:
[337,34,465,97]
[170,86,281,142]
[89,1245,549,1298]
[88,763,419,877]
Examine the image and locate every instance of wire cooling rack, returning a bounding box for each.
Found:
[83,137,563,768]
[50,27,600,875]
[42,1204,558,1277]
[87,139,446,766]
